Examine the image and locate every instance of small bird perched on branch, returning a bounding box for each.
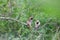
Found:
[35,20,40,30]
[26,16,33,29]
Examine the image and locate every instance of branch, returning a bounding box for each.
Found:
[7,0,13,16]
[0,17,27,25]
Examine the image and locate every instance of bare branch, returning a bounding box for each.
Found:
[0,17,27,25]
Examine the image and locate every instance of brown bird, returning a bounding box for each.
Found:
[26,16,33,29]
[35,20,40,29]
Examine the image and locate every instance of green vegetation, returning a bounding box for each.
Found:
[0,0,60,40]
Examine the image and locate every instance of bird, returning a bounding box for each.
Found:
[35,20,40,30]
[26,16,33,29]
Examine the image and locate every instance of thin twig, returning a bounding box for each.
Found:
[7,0,13,16]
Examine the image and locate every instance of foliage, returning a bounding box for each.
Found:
[0,0,60,40]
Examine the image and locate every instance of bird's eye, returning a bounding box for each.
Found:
[36,22,39,24]
[30,18,33,20]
